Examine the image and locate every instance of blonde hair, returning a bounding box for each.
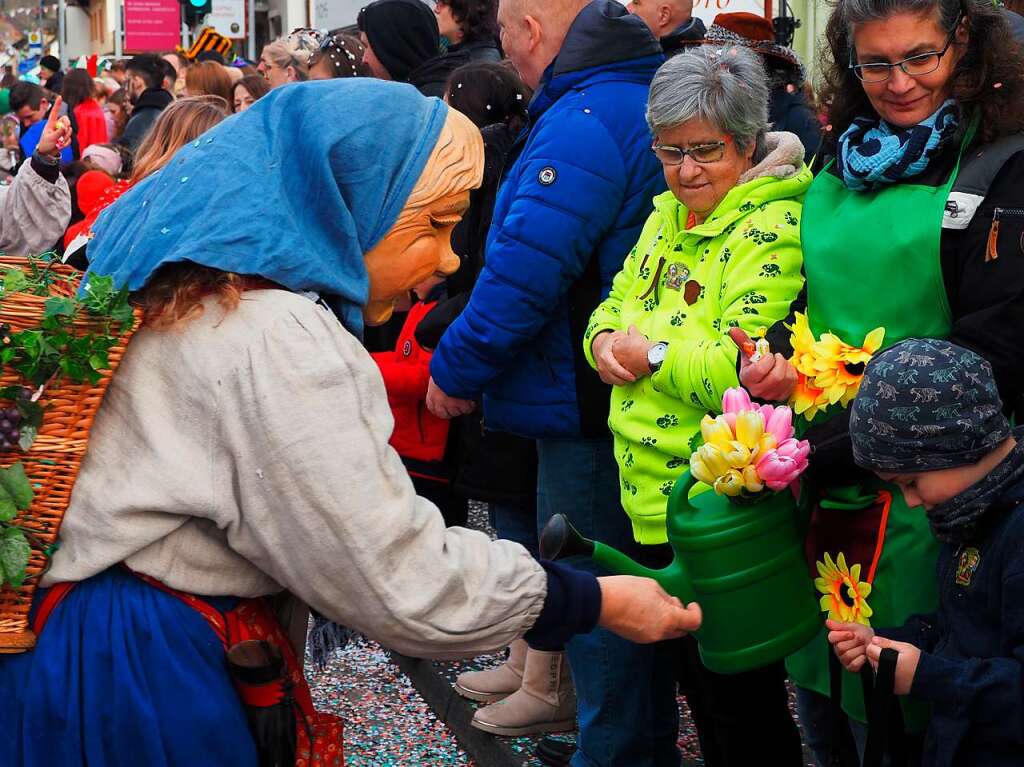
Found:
[184,61,234,102]
[130,95,230,183]
[261,32,318,81]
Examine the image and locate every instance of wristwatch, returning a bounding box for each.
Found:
[32,150,59,166]
[647,342,669,374]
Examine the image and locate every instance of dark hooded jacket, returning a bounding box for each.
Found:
[661,16,706,56]
[117,87,173,151]
[430,0,666,439]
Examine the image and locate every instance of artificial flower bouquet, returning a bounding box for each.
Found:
[689,387,810,499]
[788,312,885,421]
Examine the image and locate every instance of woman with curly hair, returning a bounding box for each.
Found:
[735,1,1024,762]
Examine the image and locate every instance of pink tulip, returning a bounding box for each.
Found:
[755,438,811,491]
[722,387,754,414]
[763,405,795,445]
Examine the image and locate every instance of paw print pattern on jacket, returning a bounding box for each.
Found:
[744,227,780,245]
[656,414,679,428]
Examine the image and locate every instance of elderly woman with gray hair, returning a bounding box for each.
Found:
[583,45,810,765]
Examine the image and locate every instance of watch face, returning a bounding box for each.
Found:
[649,343,668,366]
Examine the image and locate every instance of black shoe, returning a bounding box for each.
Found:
[536,736,575,767]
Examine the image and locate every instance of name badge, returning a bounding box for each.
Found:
[955,546,980,586]
[665,263,689,291]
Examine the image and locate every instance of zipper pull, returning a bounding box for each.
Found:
[987,208,1001,262]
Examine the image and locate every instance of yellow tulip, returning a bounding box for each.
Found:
[741,465,764,493]
[700,414,734,448]
[714,469,745,496]
[689,452,716,486]
[696,443,731,477]
[733,410,765,450]
[721,440,752,469]
[750,432,777,462]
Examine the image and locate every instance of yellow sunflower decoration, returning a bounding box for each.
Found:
[787,313,885,420]
[814,552,873,626]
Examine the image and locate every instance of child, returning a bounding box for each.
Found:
[828,338,1024,767]
[371,274,467,527]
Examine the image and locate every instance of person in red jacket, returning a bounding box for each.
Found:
[62,69,109,154]
[372,275,467,527]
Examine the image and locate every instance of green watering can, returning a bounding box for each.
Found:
[540,470,821,674]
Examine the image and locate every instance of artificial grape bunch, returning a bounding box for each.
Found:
[0,406,21,452]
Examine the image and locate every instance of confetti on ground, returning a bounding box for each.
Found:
[308,637,473,766]
[306,501,815,766]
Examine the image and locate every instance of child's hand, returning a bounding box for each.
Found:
[826,618,875,672]
[866,636,921,695]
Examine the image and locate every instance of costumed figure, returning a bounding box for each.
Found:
[0,80,700,766]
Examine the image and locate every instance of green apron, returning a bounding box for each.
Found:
[786,124,975,729]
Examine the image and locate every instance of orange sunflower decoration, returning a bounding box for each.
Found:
[788,313,885,420]
[814,552,873,626]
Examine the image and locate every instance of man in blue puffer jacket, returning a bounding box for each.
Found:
[429,1,672,764]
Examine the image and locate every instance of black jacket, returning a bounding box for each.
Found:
[768,132,1024,488]
[879,456,1024,767]
[409,40,500,98]
[416,123,537,504]
[661,17,705,56]
[769,85,821,165]
[118,88,174,151]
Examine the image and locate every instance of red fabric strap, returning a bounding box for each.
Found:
[31,581,77,636]
[235,679,288,708]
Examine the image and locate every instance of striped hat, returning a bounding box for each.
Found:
[182,28,233,62]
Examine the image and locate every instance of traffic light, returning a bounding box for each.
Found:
[181,0,213,26]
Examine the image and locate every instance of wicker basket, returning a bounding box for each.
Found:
[0,260,138,653]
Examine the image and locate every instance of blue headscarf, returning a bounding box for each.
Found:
[85,79,448,335]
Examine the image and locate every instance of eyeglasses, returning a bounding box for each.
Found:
[849,12,962,83]
[652,140,727,165]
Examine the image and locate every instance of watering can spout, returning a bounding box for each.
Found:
[539,514,690,599]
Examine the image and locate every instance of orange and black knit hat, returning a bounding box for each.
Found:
[180,28,233,62]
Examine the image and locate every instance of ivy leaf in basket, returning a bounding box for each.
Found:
[82,274,134,333]
[43,296,77,320]
[15,399,42,452]
[0,526,30,587]
[1,268,28,294]
[0,461,33,522]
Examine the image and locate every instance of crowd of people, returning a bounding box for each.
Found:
[0,0,1022,766]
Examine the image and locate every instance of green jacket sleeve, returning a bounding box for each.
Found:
[651,205,805,411]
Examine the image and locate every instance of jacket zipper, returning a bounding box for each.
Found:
[987,207,1024,262]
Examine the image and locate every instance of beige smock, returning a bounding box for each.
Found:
[45,289,547,659]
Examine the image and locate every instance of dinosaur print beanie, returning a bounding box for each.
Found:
[849,338,1011,473]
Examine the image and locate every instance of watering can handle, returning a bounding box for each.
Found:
[539,514,595,560]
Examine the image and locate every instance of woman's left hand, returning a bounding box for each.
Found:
[597,575,702,643]
[612,325,654,379]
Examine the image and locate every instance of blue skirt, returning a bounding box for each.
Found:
[0,567,258,767]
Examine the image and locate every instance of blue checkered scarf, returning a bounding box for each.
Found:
[837,100,960,191]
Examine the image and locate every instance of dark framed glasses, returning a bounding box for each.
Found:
[849,11,962,83]
[652,140,727,166]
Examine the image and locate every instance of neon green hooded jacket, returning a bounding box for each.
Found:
[585,139,811,544]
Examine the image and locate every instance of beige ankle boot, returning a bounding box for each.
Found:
[454,638,527,703]
[470,648,576,736]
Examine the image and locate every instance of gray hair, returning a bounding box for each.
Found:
[646,45,770,155]
[839,0,961,40]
